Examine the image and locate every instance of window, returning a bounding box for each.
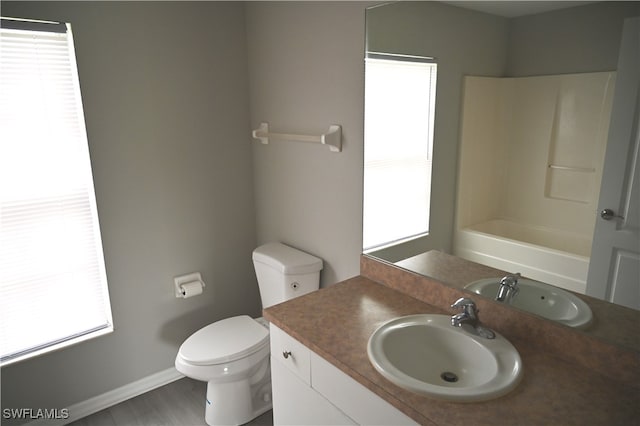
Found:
[0,18,113,365]
[363,53,438,250]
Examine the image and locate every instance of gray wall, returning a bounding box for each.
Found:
[365,1,509,261]
[507,1,640,76]
[245,1,368,287]
[1,1,260,417]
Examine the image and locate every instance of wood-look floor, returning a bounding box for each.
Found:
[67,378,273,426]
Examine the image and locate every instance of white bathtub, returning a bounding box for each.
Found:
[453,219,591,294]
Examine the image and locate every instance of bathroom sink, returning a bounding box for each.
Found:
[465,278,593,328]
[367,314,522,402]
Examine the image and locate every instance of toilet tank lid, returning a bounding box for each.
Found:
[253,242,323,274]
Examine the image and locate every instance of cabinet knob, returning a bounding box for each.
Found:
[283,350,292,359]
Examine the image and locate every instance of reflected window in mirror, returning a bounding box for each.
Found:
[363,53,437,251]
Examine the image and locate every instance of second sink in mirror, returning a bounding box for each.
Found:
[465,278,593,329]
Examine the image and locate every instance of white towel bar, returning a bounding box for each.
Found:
[252,122,342,153]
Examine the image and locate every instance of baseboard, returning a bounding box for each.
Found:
[25,367,184,426]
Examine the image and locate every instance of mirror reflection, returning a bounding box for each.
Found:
[455,71,613,297]
[363,1,639,346]
[363,53,437,251]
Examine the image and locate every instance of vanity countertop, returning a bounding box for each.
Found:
[264,275,639,426]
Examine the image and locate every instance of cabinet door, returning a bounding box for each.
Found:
[270,324,311,384]
[271,356,356,425]
[311,352,418,425]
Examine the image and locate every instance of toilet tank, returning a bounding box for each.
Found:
[252,243,323,309]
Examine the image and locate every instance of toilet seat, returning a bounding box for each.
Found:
[179,315,269,366]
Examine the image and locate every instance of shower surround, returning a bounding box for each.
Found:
[454,73,615,293]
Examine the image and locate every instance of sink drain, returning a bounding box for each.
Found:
[440,371,459,383]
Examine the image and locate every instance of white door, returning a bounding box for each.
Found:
[586,17,640,310]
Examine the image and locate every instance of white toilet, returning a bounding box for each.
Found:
[175,242,323,426]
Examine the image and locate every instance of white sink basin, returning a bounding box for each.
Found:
[465,278,593,329]
[367,314,522,402]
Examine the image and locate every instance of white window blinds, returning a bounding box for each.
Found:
[0,18,113,365]
[363,54,438,250]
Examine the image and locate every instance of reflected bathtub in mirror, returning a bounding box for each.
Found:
[454,220,590,294]
[454,72,615,296]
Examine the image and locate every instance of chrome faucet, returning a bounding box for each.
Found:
[450,297,495,339]
[495,273,521,303]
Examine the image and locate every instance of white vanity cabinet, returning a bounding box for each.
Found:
[270,324,417,425]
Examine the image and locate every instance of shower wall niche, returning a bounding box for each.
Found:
[454,72,616,292]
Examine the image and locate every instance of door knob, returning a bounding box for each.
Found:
[600,208,624,221]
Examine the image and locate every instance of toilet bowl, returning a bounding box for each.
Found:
[175,243,323,426]
[175,316,271,426]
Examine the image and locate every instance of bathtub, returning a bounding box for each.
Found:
[453,219,591,294]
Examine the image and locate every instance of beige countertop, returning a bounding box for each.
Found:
[264,273,639,425]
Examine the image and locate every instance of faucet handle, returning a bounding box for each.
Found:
[451,297,475,309]
[450,297,495,339]
[500,272,521,287]
[451,297,478,317]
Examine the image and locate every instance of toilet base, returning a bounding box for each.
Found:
[204,362,272,426]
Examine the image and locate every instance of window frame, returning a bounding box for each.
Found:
[0,17,113,366]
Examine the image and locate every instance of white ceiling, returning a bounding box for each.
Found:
[441,1,598,18]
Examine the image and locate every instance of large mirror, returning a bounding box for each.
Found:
[363,1,639,349]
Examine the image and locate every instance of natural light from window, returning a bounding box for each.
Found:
[363,54,437,251]
[0,18,113,366]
